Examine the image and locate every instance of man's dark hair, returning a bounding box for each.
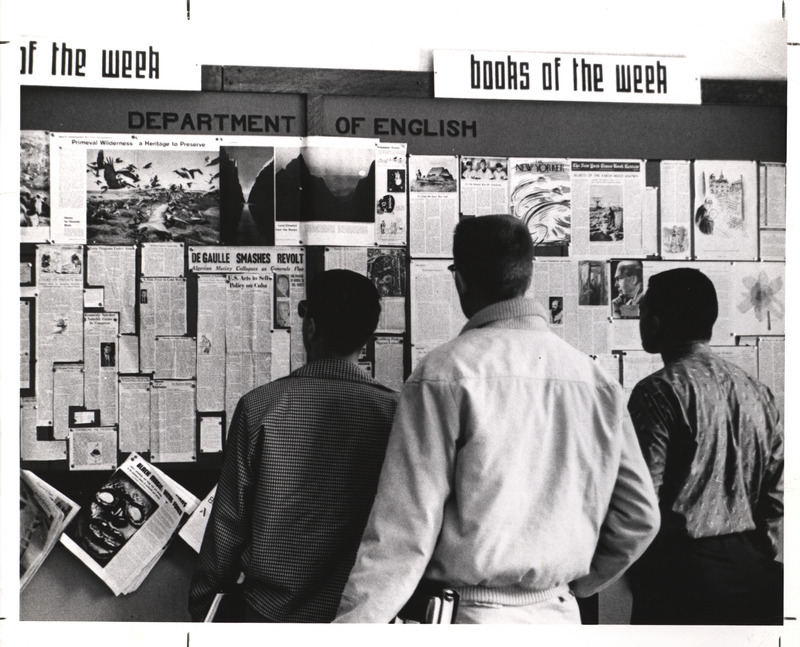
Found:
[453,214,534,300]
[644,268,718,341]
[305,269,381,354]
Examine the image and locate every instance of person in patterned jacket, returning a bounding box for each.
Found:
[627,267,783,625]
[189,269,398,622]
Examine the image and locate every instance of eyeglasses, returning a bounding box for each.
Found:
[297,300,308,318]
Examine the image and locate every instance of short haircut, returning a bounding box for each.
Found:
[453,214,534,300]
[615,260,642,281]
[305,269,381,354]
[644,268,718,341]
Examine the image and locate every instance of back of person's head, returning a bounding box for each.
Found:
[453,214,534,300]
[305,269,381,355]
[644,268,718,342]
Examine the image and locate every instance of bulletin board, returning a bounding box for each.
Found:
[18,67,786,621]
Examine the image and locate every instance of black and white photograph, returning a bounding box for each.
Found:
[20,130,50,234]
[86,149,220,245]
[367,248,406,298]
[65,471,157,567]
[461,157,506,181]
[548,296,564,324]
[589,185,623,241]
[410,158,458,193]
[578,260,608,306]
[219,146,275,245]
[387,169,405,193]
[274,300,291,329]
[275,274,290,298]
[610,260,643,319]
[100,342,116,368]
[275,144,376,223]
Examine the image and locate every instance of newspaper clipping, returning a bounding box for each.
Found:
[408,155,460,258]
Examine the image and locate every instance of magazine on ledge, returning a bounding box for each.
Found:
[60,452,199,595]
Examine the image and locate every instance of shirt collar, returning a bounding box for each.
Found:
[461,297,550,334]
[293,357,384,386]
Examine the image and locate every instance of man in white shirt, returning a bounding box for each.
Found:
[335,214,659,623]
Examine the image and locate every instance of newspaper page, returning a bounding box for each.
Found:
[714,345,758,378]
[730,262,785,336]
[20,470,80,591]
[49,133,87,242]
[757,337,785,417]
[68,427,118,471]
[83,312,120,426]
[760,229,785,262]
[225,274,272,427]
[409,259,467,368]
[21,397,67,462]
[620,350,665,398]
[408,155,460,258]
[60,453,188,595]
[119,335,140,373]
[51,132,221,246]
[141,242,186,277]
[196,275,227,412]
[87,245,137,333]
[375,142,408,245]
[528,258,611,356]
[508,158,571,246]
[198,414,224,454]
[570,159,646,257]
[178,486,217,553]
[35,244,85,425]
[52,363,85,440]
[139,277,187,372]
[20,299,33,391]
[189,245,307,371]
[324,246,407,333]
[150,380,196,463]
[21,130,52,243]
[155,336,197,380]
[592,353,622,383]
[118,376,152,454]
[274,137,379,246]
[659,160,692,260]
[459,156,509,217]
[693,160,758,261]
[758,162,786,229]
[643,261,736,346]
[642,186,659,257]
[374,336,405,392]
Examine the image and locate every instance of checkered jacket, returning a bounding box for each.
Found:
[189,359,398,622]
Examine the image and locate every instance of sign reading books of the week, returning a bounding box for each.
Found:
[18,36,200,90]
[434,50,701,105]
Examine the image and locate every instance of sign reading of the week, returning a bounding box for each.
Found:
[434,50,701,104]
[17,37,200,90]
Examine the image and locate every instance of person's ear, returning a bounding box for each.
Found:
[453,269,467,296]
[306,316,317,339]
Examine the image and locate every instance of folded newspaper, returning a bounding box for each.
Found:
[60,452,200,595]
[20,470,81,591]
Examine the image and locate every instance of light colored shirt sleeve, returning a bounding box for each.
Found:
[335,378,459,623]
[569,411,660,597]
